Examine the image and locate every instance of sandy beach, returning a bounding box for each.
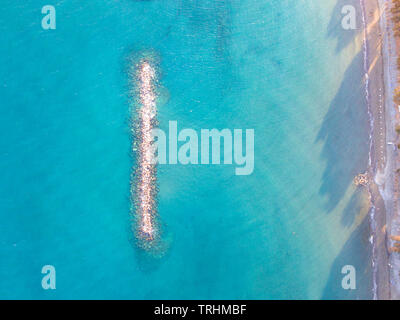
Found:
[377,0,400,300]
[360,0,389,300]
[364,0,400,299]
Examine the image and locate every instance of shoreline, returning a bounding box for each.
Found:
[360,0,390,299]
[377,0,400,300]
[363,0,399,299]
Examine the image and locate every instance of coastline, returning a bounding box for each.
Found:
[363,0,398,299]
[377,0,400,300]
[359,0,390,299]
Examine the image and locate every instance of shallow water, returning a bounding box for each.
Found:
[0,0,372,299]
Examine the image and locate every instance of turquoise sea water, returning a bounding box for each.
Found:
[0,0,373,299]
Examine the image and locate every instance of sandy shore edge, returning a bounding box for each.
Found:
[357,0,390,299]
[377,0,400,300]
[364,0,399,299]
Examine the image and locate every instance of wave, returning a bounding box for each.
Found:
[359,0,378,300]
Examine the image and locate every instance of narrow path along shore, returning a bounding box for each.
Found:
[360,0,389,300]
[366,0,400,299]
[378,0,400,300]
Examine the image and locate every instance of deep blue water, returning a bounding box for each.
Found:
[0,0,372,299]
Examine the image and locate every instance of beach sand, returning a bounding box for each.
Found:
[356,0,390,299]
[365,0,400,299]
[377,0,400,300]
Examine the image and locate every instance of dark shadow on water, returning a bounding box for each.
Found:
[316,50,369,212]
[327,0,362,53]
[321,3,379,298]
[322,216,373,299]
[341,187,365,227]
